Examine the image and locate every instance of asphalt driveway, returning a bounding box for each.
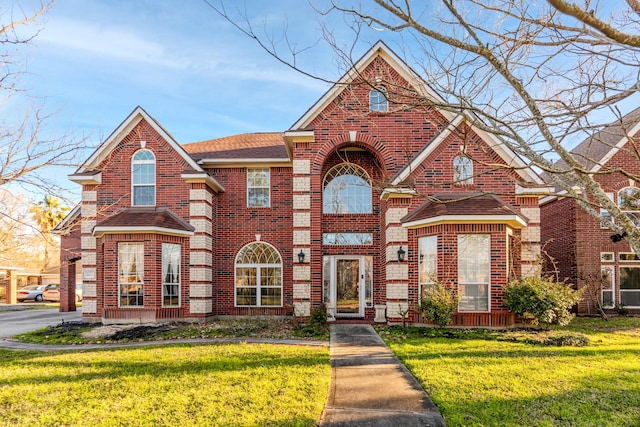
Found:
[0,306,82,338]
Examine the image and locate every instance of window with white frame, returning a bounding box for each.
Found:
[369,87,388,112]
[618,187,640,226]
[118,242,144,307]
[162,243,180,307]
[247,168,270,207]
[619,264,640,307]
[601,252,614,262]
[457,234,490,312]
[601,266,615,309]
[323,163,372,214]
[453,155,473,184]
[235,242,282,307]
[132,149,155,206]
[600,193,614,228]
[419,235,438,300]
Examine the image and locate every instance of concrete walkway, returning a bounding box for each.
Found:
[320,324,446,427]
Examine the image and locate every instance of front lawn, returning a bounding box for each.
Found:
[379,317,640,426]
[0,343,330,426]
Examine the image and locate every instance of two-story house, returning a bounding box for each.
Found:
[57,41,548,325]
[541,107,640,315]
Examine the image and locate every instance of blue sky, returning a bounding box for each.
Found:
[5,0,639,204]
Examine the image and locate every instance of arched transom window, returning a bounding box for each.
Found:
[235,242,282,307]
[323,163,372,214]
[453,155,473,184]
[132,149,156,206]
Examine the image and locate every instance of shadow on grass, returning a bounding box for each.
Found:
[0,343,329,387]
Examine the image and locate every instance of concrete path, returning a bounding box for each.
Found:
[320,324,446,427]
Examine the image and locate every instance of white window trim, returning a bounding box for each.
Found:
[457,234,491,313]
[618,265,640,308]
[600,193,614,228]
[131,149,156,207]
[247,168,271,208]
[418,235,438,299]
[234,242,282,307]
[162,243,181,308]
[118,242,144,308]
[453,155,473,184]
[369,87,388,112]
[601,266,615,309]
[322,163,373,214]
[600,252,614,262]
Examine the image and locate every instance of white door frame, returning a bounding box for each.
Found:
[327,255,365,317]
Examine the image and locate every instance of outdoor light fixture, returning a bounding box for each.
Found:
[298,250,306,263]
[610,232,628,243]
[397,246,406,262]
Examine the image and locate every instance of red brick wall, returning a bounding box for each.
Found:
[208,166,294,316]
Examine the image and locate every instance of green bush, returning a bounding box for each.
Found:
[419,283,459,327]
[503,275,583,326]
[294,303,329,338]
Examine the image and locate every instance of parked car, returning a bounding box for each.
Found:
[43,284,83,302]
[17,285,44,302]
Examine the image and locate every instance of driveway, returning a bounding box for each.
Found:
[0,306,82,338]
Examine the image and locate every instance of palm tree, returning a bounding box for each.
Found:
[30,195,69,270]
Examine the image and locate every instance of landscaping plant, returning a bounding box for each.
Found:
[419,282,459,327]
[503,275,583,326]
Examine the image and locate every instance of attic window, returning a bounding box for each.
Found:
[369,87,388,112]
[453,155,473,184]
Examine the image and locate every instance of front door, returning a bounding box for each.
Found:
[336,258,361,315]
[323,256,371,317]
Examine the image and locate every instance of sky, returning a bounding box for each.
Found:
[4,0,639,205]
[7,0,379,202]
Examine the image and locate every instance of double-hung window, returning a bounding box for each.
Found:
[162,243,181,307]
[118,242,144,307]
[247,168,270,207]
[457,234,490,312]
[418,235,438,300]
[619,252,640,307]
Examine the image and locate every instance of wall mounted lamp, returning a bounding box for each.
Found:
[610,231,628,243]
[397,246,406,262]
[298,250,306,263]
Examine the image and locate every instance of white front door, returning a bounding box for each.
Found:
[323,256,369,317]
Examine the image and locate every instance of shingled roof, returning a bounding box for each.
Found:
[401,193,528,228]
[556,106,640,172]
[183,132,288,162]
[93,208,195,237]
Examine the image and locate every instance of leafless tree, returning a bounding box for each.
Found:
[1,1,88,199]
[205,0,640,250]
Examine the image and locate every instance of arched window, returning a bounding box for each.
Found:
[132,149,155,206]
[323,163,372,214]
[369,87,388,112]
[235,242,282,307]
[453,155,473,184]
[618,186,640,225]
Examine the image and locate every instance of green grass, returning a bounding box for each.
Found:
[0,343,330,426]
[379,317,640,426]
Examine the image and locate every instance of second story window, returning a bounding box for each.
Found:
[618,186,640,226]
[453,155,473,184]
[247,168,270,207]
[369,87,388,112]
[132,149,155,206]
[323,163,372,214]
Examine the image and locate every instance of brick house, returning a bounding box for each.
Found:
[58,41,548,325]
[541,107,640,315]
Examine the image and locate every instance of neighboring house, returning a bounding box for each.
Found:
[541,107,640,315]
[58,41,549,325]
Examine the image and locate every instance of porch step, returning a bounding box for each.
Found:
[331,318,371,324]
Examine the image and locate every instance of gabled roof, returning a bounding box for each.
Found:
[52,205,80,235]
[184,132,289,164]
[563,106,640,173]
[93,208,195,238]
[401,193,528,229]
[289,40,452,131]
[71,106,223,191]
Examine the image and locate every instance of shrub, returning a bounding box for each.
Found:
[294,303,329,338]
[419,283,459,327]
[503,275,583,326]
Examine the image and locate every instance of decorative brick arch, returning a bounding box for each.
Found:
[311,132,393,175]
